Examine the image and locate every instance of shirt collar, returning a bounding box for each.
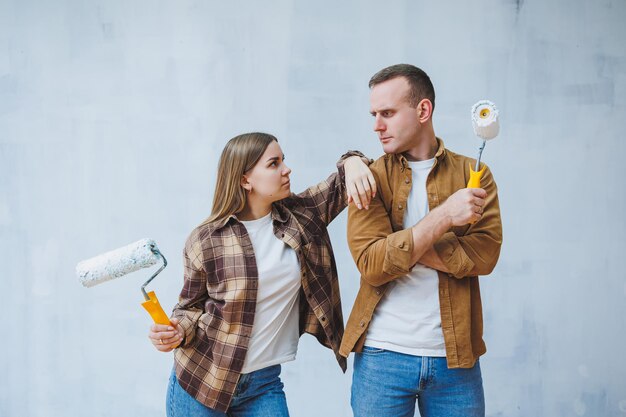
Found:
[211,203,289,231]
[395,137,447,170]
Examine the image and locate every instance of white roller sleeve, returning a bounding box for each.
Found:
[76,238,160,288]
[471,100,500,140]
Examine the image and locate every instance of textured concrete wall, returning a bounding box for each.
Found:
[1,0,625,416]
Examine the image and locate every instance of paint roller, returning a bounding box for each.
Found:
[467,100,500,188]
[76,238,171,325]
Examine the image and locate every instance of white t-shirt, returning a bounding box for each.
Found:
[364,158,446,357]
[239,213,302,373]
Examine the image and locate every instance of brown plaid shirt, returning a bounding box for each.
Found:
[171,152,366,412]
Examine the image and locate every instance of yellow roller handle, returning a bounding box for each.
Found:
[467,163,486,188]
[141,291,171,325]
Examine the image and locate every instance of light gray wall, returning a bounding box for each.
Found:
[1,0,625,416]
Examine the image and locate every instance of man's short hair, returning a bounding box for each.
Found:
[369,64,435,111]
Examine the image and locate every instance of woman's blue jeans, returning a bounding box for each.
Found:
[166,365,289,417]
[351,346,485,417]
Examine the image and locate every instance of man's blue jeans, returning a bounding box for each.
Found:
[351,346,485,417]
[166,364,289,417]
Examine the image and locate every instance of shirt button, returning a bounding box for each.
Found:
[399,242,405,249]
[375,289,381,296]
[281,233,285,238]
[398,204,403,210]
[359,320,365,327]
[321,316,326,322]
[405,177,410,184]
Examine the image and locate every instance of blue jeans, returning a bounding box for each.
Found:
[351,346,485,417]
[166,365,289,417]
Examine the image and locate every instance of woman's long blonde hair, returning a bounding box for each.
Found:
[205,132,278,225]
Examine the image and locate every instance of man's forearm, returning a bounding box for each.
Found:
[409,206,452,266]
[417,247,450,273]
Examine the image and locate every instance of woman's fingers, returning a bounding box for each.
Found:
[345,156,377,210]
[348,179,363,209]
[149,328,178,340]
[149,321,183,352]
[159,333,181,344]
[354,180,369,209]
[360,178,373,208]
[367,172,377,198]
[150,334,181,352]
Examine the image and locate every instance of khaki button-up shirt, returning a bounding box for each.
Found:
[339,139,502,368]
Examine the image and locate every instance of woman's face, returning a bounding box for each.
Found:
[242,140,292,204]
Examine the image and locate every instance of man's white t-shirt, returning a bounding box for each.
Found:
[240,213,302,373]
[364,158,447,357]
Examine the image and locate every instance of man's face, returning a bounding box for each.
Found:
[369,77,421,155]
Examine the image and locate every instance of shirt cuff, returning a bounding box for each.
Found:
[383,228,414,276]
[337,150,373,167]
[433,232,476,278]
[173,309,202,348]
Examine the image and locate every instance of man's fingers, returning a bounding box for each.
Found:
[473,197,485,207]
[469,187,487,198]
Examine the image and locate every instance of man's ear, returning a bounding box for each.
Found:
[416,99,433,123]
[241,175,252,192]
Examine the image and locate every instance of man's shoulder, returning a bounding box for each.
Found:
[443,146,474,164]
[441,146,487,175]
[439,145,498,187]
[370,153,397,177]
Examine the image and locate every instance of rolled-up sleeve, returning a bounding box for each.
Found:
[347,166,415,286]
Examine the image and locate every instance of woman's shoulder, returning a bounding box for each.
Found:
[274,194,308,217]
[273,197,327,235]
[184,217,234,249]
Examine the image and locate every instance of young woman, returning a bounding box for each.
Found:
[148,132,375,416]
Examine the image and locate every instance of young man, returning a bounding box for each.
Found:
[339,64,503,417]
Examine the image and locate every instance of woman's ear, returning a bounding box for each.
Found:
[241,175,252,192]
